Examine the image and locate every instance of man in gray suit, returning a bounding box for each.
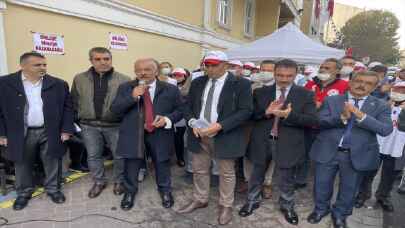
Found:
[307,71,393,228]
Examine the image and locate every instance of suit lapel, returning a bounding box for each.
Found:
[41,75,56,91]
[284,84,297,107]
[360,96,378,114]
[264,84,277,108]
[195,76,209,115]
[217,74,236,114]
[7,71,25,94]
[153,80,165,104]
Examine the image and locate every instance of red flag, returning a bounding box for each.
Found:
[328,0,335,18]
[315,0,321,18]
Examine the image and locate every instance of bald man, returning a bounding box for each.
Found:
[111,58,183,210]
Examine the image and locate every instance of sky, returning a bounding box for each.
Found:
[335,0,405,49]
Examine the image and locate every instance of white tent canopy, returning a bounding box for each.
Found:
[226,23,345,65]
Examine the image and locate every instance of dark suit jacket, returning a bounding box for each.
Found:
[310,94,393,171]
[184,73,253,159]
[111,80,183,161]
[0,71,74,162]
[247,84,318,168]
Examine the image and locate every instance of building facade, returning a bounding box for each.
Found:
[0,0,304,83]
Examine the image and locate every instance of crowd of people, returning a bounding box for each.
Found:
[0,47,405,228]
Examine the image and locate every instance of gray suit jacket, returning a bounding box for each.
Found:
[310,94,393,171]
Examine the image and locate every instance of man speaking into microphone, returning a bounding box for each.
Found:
[111,58,183,211]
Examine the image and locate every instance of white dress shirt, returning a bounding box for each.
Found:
[22,73,44,127]
[146,80,172,129]
[275,84,293,100]
[199,72,228,123]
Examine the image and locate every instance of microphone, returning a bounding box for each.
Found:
[137,80,146,100]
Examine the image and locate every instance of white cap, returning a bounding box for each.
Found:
[203,51,228,65]
[304,65,316,74]
[172,68,187,75]
[243,62,256,69]
[354,61,366,71]
[228,60,243,67]
[368,61,383,69]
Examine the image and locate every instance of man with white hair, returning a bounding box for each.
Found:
[111,58,183,210]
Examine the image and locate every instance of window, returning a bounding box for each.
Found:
[218,0,232,28]
[244,0,255,37]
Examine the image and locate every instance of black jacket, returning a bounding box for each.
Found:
[184,73,253,159]
[247,84,318,168]
[0,71,74,162]
[111,80,183,161]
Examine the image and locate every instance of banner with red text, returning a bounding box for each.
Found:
[109,33,128,50]
[32,32,65,55]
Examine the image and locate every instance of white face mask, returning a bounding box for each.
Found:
[390,91,405,102]
[242,69,251,76]
[340,66,354,75]
[161,67,172,75]
[317,73,331,81]
[251,72,274,83]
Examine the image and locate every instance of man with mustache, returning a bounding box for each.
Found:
[308,71,393,228]
[71,47,130,199]
[0,52,74,210]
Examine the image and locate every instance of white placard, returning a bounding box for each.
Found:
[32,32,65,55]
[109,33,128,50]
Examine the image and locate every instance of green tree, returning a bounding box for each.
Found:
[339,10,401,64]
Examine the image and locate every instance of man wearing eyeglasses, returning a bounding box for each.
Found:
[308,71,393,228]
[71,47,130,199]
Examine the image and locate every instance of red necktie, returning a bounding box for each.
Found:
[143,86,155,133]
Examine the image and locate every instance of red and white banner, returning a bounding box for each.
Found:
[109,33,128,50]
[32,32,65,55]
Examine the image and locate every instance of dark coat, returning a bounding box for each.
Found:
[184,73,253,159]
[0,71,74,162]
[310,94,393,171]
[246,84,318,168]
[111,80,183,161]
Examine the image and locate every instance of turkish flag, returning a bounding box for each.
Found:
[328,0,335,18]
[315,0,321,18]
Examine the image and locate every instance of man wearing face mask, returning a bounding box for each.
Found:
[242,62,256,80]
[228,60,243,77]
[305,58,349,109]
[301,59,349,191]
[250,60,275,90]
[159,61,177,86]
[339,56,356,81]
[354,82,405,211]
[242,60,276,198]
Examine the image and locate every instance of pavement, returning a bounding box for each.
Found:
[0,163,388,228]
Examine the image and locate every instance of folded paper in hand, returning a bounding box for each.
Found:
[190,119,210,129]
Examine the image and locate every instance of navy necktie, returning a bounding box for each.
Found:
[341,98,361,149]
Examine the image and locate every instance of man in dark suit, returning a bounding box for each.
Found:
[111,58,183,211]
[308,71,393,228]
[178,51,253,225]
[239,59,318,226]
[0,52,74,210]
